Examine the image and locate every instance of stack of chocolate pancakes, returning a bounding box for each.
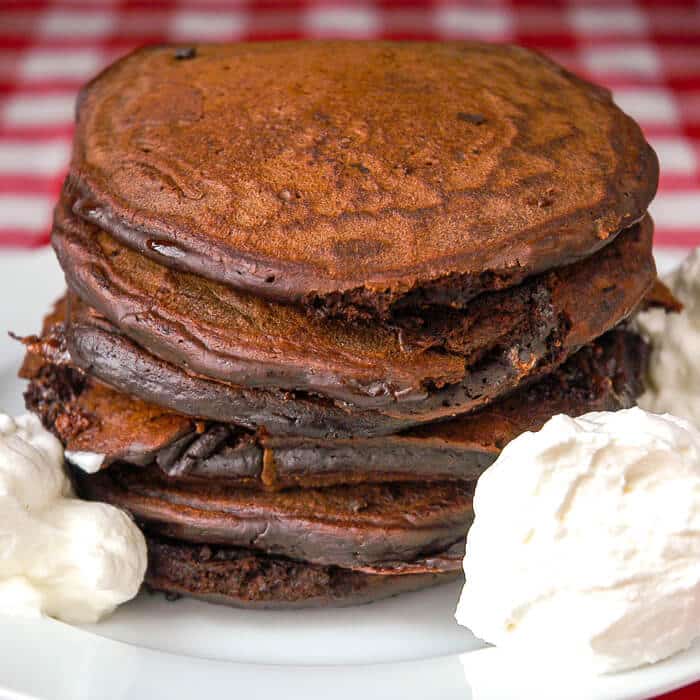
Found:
[20,41,661,608]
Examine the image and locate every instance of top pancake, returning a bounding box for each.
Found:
[68,41,657,312]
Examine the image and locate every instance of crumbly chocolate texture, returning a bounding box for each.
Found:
[23,362,90,443]
[25,361,195,464]
[23,314,648,489]
[145,535,460,609]
[72,464,473,570]
[19,297,196,461]
[53,209,654,419]
[69,42,657,312]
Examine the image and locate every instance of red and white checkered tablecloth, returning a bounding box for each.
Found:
[0,2,699,698]
[1,0,699,252]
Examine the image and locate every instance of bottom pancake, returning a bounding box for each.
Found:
[145,535,460,609]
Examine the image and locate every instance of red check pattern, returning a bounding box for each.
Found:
[0,3,699,697]
[1,0,699,253]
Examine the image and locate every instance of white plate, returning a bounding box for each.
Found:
[0,247,698,700]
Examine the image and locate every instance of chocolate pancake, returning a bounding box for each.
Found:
[68,42,657,318]
[53,204,655,414]
[73,466,472,570]
[64,296,411,438]
[23,319,647,489]
[64,284,652,438]
[53,203,463,408]
[145,536,460,609]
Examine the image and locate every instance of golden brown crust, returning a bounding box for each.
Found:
[69,41,657,305]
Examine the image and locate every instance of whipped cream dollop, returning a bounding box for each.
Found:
[636,248,700,427]
[65,450,105,474]
[0,413,147,624]
[456,407,700,674]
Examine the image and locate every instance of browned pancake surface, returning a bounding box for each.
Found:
[53,205,655,413]
[69,41,657,311]
[73,464,472,570]
[22,305,647,489]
